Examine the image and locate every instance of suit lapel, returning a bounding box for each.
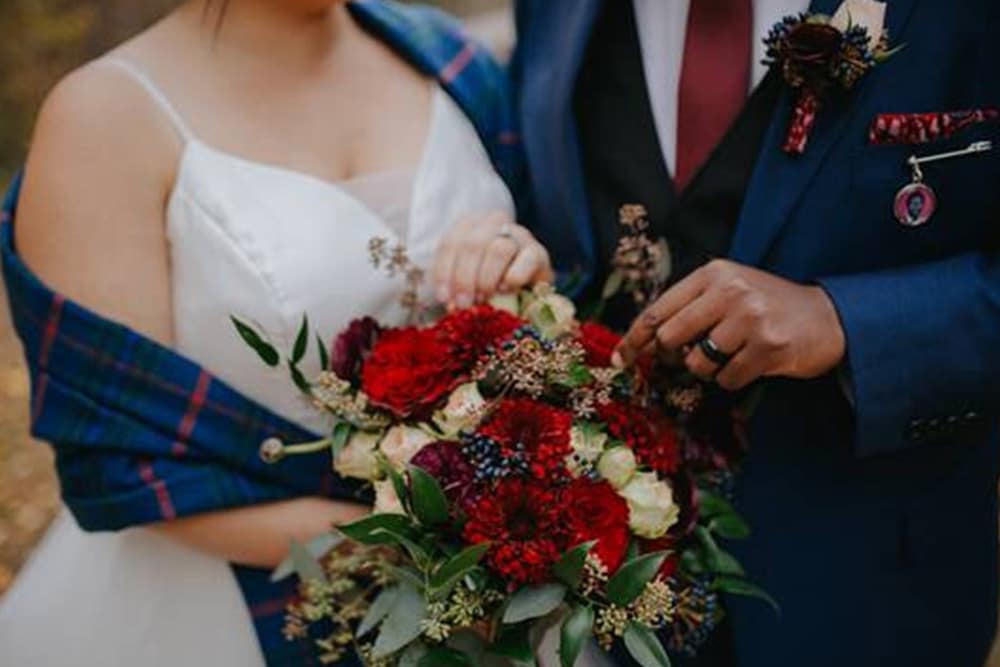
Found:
[730,0,919,265]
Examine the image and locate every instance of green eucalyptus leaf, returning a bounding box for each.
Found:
[429,542,490,594]
[383,564,426,591]
[560,604,595,667]
[694,526,745,576]
[271,533,342,582]
[623,622,672,667]
[372,583,427,658]
[709,513,751,540]
[292,314,309,364]
[489,623,534,664]
[231,317,280,366]
[316,333,330,371]
[398,643,430,667]
[409,465,450,527]
[358,586,399,638]
[554,540,597,589]
[713,576,780,614]
[338,513,415,546]
[503,583,567,624]
[371,528,431,568]
[606,551,669,606]
[288,540,326,583]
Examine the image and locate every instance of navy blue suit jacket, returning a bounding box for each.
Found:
[512,0,1000,664]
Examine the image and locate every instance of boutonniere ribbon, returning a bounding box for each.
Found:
[765,0,901,155]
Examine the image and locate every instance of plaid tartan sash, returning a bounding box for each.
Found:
[0,3,523,664]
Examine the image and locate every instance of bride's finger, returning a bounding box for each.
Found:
[432,237,461,303]
[476,237,519,300]
[451,239,491,308]
[502,242,551,290]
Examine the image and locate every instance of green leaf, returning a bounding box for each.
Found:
[338,513,415,545]
[696,491,736,519]
[231,317,280,366]
[489,624,535,664]
[560,363,594,388]
[713,576,780,614]
[330,422,353,458]
[417,647,473,667]
[288,540,326,583]
[429,543,490,594]
[694,526,745,576]
[409,465,450,527]
[623,622,672,667]
[289,363,311,394]
[358,586,399,638]
[560,604,595,667]
[502,583,567,624]
[384,564,426,591]
[372,528,431,568]
[372,583,427,658]
[709,513,751,540]
[398,643,430,667]
[606,551,669,606]
[602,269,625,300]
[272,533,343,582]
[554,540,597,589]
[292,314,309,364]
[317,333,330,371]
[679,547,708,575]
[380,459,412,515]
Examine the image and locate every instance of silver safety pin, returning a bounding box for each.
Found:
[907,140,993,181]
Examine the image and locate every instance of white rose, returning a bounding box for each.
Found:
[566,425,608,477]
[524,286,577,339]
[619,472,680,539]
[434,382,487,436]
[373,479,405,515]
[597,446,637,489]
[380,425,434,470]
[334,430,382,481]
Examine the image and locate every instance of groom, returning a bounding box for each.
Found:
[512,0,1000,665]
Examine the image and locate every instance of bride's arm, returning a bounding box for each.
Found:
[18,64,368,570]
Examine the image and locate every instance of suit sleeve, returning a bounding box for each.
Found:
[818,251,1000,457]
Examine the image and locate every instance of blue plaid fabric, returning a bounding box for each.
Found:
[1,2,525,665]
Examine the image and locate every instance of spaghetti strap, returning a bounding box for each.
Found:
[102,57,195,143]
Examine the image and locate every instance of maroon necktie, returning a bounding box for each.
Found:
[675,0,753,191]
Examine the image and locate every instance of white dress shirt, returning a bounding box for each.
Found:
[632,0,811,175]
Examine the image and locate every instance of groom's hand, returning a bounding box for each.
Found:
[614,260,846,390]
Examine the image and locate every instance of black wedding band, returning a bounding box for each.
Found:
[697,336,732,367]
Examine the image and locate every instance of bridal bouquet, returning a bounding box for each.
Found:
[236,212,768,666]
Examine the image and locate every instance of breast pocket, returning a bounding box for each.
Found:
[850,126,1000,258]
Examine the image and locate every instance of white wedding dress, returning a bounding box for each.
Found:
[0,58,516,666]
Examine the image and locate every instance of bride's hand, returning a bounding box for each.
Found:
[432,212,555,307]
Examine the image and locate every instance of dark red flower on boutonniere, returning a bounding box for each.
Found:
[764,13,898,155]
[462,478,572,587]
[361,327,460,419]
[330,317,382,384]
[435,305,525,368]
[564,478,631,573]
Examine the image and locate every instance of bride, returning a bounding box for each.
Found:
[0,1,565,665]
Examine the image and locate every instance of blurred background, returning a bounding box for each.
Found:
[0,2,998,665]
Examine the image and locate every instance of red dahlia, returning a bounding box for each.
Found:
[578,322,622,368]
[361,328,460,419]
[478,398,573,481]
[564,478,630,572]
[598,401,681,476]
[463,478,571,587]
[436,305,524,368]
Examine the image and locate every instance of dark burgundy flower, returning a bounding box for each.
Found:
[410,441,476,504]
[330,317,381,384]
[781,22,844,89]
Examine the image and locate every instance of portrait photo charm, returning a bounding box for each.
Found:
[894,180,937,227]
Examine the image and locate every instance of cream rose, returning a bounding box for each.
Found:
[619,472,680,539]
[373,479,405,515]
[566,425,609,477]
[434,382,487,436]
[379,425,434,470]
[524,286,577,339]
[597,446,637,489]
[333,430,382,481]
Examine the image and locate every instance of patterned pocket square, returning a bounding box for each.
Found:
[869,109,999,145]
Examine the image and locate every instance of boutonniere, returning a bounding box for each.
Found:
[764,0,901,155]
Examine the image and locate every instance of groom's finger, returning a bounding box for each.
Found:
[615,271,707,366]
[715,345,767,391]
[652,287,728,351]
[683,317,745,378]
